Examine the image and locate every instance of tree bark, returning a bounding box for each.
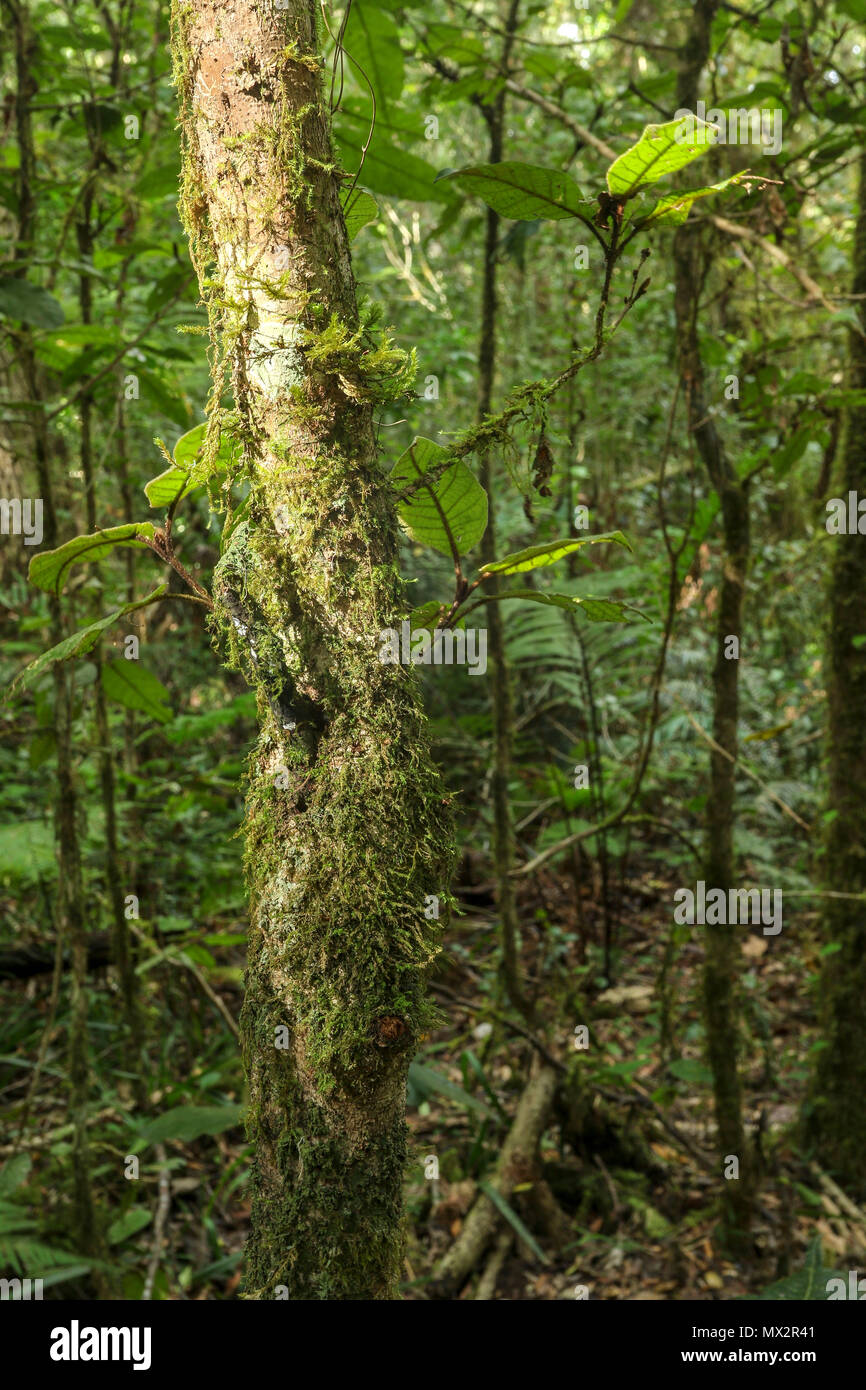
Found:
[672,0,752,1245]
[802,131,866,1199]
[476,0,531,1022]
[171,0,453,1298]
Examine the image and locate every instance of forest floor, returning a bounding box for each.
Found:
[401,857,864,1300]
[5,854,863,1301]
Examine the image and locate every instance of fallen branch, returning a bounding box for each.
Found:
[142,1144,172,1301]
[427,1061,560,1299]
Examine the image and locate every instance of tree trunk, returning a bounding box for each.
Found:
[3,0,100,1268]
[476,0,531,1022]
[672,0,752,1245]
[171,0,453,1298]
[802,133,866,1198]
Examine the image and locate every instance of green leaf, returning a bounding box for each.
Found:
[172,423,209,470]
[136,368,192,428]
[0,1155,31,1196]
[477,1180,550,1264]
[407,1061,495,1118]
[136,163,181,199]
[392,436,487,556]
[481,531,631,576]
[138,1104,244,1146]
[335,129,455,203]
[7,588,167,697]
[445,161,585,220]
[341,187,379,240]
[35,1264,92,1291]
[0,821,54,882]
[343,3,404,122]
[484,588,649,624]
[668,1057,714,1085]
[753,1237,844,1301]
[29,523,155,595]
[107,1208,153,1246]
[143,465,195,509]
[0,277,65,329]
[606,118,716,197]
[639,173,746,226]
[145,423,241,506]
[408,601,446,632]
[101,661,173,724]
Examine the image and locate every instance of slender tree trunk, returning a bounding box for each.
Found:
[171,0,453,1298]
[3,0,100,1264]
[672,0,752,1245]
[76,187,146,1103]
[476,0,532,1021]
[802,133,866,1198]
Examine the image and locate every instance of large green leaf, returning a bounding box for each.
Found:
[29,523,155,595]
[343,3,404,123]
[392,436,487,556]
[335,128,454,203]
[341,187,379,240]
[107,1208,153,1246]
[481,531,631,576]
[606,118,715,197]
[407,1061,495,1118]
[7,588,167,696]
[639,173,746,227]
[101,661,173,724]
[0,277,65,329]
[752,1238,844,1301]
[445,161,585,220]
[479,587,649,624]
[477,1180,550,1264]
[138,1104,244,1146]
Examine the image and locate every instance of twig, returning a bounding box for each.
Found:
[142,1144,172,1301]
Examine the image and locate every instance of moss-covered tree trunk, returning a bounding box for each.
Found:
[673,0,752,1246]
[802,133,866,1198]
[171,0,452,1298]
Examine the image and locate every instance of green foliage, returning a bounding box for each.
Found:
[392,436,488,556]
[341,187,379,240]
[606,117,715,197]
[640,174,747,227]
[481,531,632,575]
[136,1104,245,1147]
[752,1239,844,1300]
[101,661,174,724]
[29,525,155,595]
[445,161,586,221]
[0,277,65,329]
[8,588,167,696]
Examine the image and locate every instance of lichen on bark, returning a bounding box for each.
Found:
[170,0,454,1297]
